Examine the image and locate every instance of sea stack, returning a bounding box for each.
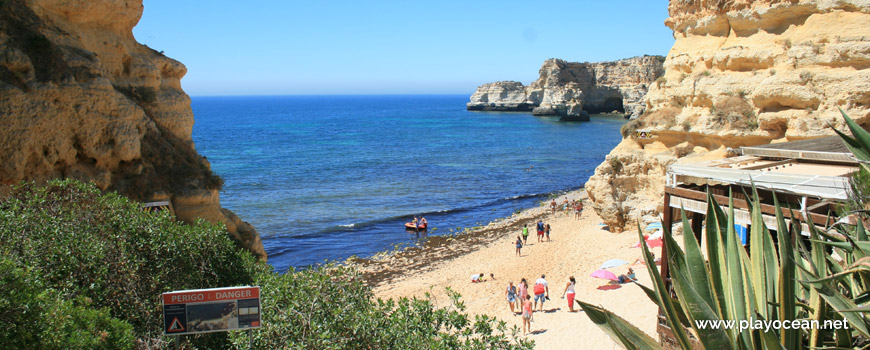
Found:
[585,0,870,232]
[467,56,666,121]
[0,0,266,260]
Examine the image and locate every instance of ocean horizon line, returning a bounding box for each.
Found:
[190,93,475,98]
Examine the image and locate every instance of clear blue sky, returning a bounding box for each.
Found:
[133,1,674,96]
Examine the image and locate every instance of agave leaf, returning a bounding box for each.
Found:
[806,221,828,348]
[576,300,662,350]
[837,107,870,162]
[706,190,728,317]
[667,247,734,349]
[725,194,753,348]
[636,282,692,328]
[857,218,869,242]
[799,273,870,338]
[802,257,870,285]
[637,224,693,349]
[680,207,715,311]
[773,195,799,350]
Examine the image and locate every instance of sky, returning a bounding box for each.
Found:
[133,1,675,96]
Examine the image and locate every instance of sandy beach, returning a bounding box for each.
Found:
[358,190,664,349]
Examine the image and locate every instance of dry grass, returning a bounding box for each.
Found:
[710,96,758,130]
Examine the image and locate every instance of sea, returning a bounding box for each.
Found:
[190,95,625,272]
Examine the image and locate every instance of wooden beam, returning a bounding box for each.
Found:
[665,186,831,227]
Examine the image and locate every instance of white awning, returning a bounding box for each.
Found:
[670,164,851,200]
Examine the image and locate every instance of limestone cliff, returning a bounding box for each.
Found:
[467,56,665,120]
[0,0,266,260]
[585,0,870,232]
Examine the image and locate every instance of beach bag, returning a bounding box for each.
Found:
[533,283,545,295]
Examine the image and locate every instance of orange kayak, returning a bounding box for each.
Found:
[405,222,427,230]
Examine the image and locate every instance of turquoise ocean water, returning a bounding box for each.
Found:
[191,95,624,272]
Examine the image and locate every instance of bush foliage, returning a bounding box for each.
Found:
[0,180,532,349]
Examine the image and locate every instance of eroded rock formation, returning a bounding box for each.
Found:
[0,0,266,260]
[585,0,870,232]
[467,56,665,120]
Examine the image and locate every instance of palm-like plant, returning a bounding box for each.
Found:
[578,110,870,349]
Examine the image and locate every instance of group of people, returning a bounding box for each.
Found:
[515,219,552,256]
[410,216,427,227]
[503,275,577,335]
[549,197,584,219]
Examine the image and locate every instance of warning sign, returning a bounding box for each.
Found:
[162,286,261,335]
[635,130,654,139]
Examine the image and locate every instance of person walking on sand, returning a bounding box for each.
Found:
[536,220,544,243]
[563,197,570,214]
[550,198,557,214]
[515,236,523,256]
[576,201,584,220]
[545,223,551,242]
[522,224,529,244]
[517,278,528,312]
[506,281,518,314]
[533,274,549,311]
[522,294,533,335]
[562,276,577,312]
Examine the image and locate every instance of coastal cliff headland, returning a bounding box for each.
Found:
[0,0,265,259]
[467,56,665,120]
[586,0,870,232]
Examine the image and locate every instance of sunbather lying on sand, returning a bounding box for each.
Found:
[616,268,637,284]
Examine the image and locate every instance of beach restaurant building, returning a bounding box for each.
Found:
[655,136,857,348]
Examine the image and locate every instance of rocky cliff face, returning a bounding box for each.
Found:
[467,56,665,120]
[585,0,870,232]
[0,0,266,260]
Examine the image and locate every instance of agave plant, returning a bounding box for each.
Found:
[578,110,870,349]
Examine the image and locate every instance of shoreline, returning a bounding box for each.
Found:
[351,189,586,288]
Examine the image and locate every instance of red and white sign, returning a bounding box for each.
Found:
[162,286,261,335]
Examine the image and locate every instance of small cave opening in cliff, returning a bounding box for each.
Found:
[585,97,625,114]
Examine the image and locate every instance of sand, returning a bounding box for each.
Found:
[360,190,664,349]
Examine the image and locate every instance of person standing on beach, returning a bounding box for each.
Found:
[522,225,529,245]
[522,294,533,335]
[562,276,576,312]
[515,236,523,256]
[576,201,584,220]
[550,198,557,214]
[545,223,551,242]
[536,220,544,243]
[517,278,528,312]
[506,281,518,314]
[533,274,549,311]
[563,197,570,214]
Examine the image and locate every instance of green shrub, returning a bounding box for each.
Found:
[0,257,134,349]
[0,179,258,346]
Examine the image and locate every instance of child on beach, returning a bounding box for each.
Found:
[522,294,533,335]
[471,272,485,283]
[561,276,576,312]
[545,223,551,242]
[506,281,517,314]
[515,236,523,256]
